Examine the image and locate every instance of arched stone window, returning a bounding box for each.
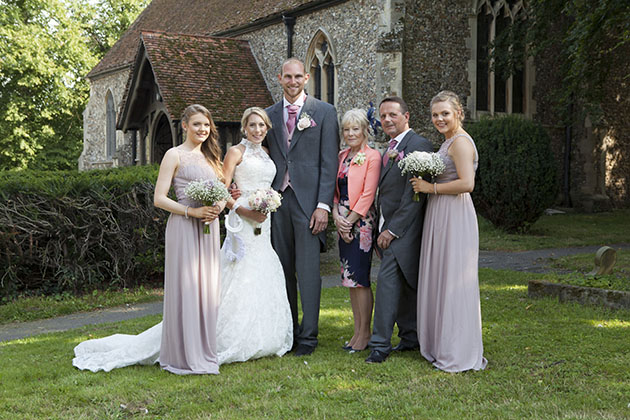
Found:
[105,90,116,159]
[305,30,336,106]
[472,0,533,117]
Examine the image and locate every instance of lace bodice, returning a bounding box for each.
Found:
[435,134,479,183]
[232,139,276,196]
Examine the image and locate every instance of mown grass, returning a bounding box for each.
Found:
[549,250,630,275]
[542,250,630,291]
[1,270,629,419]
[479,209,630,251]
[0,287,163,325]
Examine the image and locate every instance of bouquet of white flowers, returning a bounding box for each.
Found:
[248,188,282,235]
[184,179,230,234]
[398,151,446,201]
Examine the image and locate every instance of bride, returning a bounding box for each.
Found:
[215,107,293,364]
[72,107,292,372]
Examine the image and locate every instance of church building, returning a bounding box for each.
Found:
[79,0,630,210]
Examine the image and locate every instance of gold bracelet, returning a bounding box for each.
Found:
[434,183,437,195]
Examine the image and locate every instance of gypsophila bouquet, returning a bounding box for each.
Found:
[398,151,446,201]
[248,188,282,235]
[184,179,230,233]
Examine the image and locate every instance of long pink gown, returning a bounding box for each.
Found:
[160,147,221,375]
[417,134,487,372]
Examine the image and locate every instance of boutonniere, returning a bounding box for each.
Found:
[387,150,404,165]
[297,113,317,131]
[352,152,366,166]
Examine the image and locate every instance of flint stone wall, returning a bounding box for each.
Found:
[80,70,134,171]
[242,0,398,145]
[402,0,472,147]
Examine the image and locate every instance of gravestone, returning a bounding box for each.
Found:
[587,246,616,276]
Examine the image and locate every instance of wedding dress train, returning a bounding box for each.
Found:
[72,139,292,372]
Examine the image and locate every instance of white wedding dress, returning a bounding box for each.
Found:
[72,139,292,372]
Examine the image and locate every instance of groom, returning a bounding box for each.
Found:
[265,58,339,356]
[365,96,432,363]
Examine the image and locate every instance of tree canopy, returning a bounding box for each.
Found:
[0,0,148,170]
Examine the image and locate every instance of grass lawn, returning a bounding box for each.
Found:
[542,250,630,292]
[479,209,630,251]
[0,287,164,326]
[1,270,630,419]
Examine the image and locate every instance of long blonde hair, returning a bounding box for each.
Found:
[181,104,223,179]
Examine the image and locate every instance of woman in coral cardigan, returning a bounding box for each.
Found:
[333,109,381,353]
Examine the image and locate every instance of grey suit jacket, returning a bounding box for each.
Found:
[265,95,340,244]
[377,129,433,287]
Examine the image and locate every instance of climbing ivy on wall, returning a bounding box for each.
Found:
[491,0,630,123]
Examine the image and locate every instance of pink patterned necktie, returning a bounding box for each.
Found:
[382,139,398,166]
[286,104,299,135]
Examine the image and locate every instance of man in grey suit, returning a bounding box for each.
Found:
[265,58,339,356]
[365,96,432,363]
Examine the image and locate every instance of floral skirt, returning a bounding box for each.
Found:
[338,200,376,288]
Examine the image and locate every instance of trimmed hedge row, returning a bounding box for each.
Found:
[468,115,558,233]
[0,166,167,299]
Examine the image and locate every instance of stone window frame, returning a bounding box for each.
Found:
[305,29,337,106]
[467,0,536,120]
[105,89,117,160]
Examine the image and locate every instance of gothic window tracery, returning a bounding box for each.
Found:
[473,0,531,116]
[306,31,336,106]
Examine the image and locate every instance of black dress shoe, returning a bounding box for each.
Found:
[365,350,388,363]
[294,344,315,356]
[348,347,367,354]
[392,342,420,352]
[342,342,352,351]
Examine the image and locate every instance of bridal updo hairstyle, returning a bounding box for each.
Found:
[340,108,371,143]
[240,107,272,136]
[430,90,465,123]
[181,104,223,178]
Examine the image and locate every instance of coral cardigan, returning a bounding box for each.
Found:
[334,145,381,217]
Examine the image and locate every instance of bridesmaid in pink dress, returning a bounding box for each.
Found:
[410,91,487,372]
[153,104,226,374]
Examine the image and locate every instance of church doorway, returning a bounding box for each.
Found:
[152,113,174,164]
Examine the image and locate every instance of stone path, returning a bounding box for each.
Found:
[2,244,628,342]
[479,244,630,273]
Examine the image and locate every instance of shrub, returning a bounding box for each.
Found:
[467,115,557,233]
[0,166,167,299]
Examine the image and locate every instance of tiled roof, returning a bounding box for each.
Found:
[88,0,333,78]
[141,31,273,122]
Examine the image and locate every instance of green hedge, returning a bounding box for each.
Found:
[0,166,167,299]
[468,115,557,233]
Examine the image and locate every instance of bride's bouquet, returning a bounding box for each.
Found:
[184,179,231,234]
[398,151,446,201]
[248,188,282,235]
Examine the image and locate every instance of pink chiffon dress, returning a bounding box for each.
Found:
[417,134,487,372]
